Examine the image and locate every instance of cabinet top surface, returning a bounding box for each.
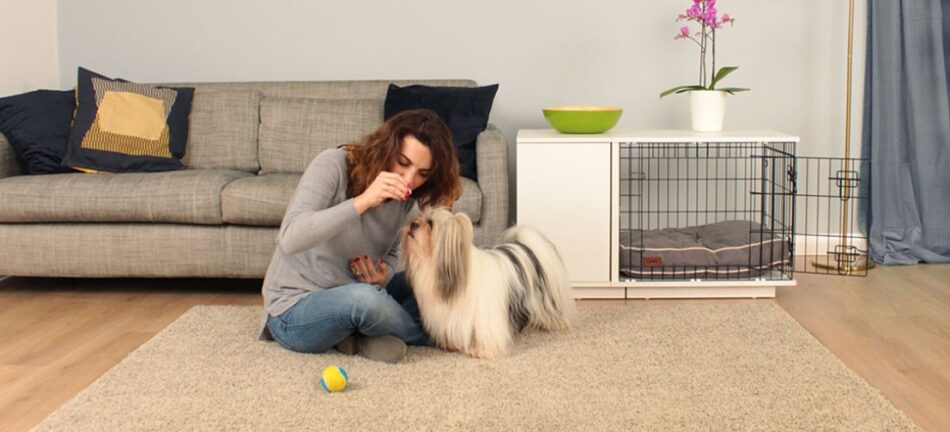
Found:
[517,129,800,143]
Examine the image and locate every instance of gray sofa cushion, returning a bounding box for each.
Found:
[0,223,274,278]
[0,133,24,178]
[0,169,251,224]
[221,174,484,227]
[162,80,476,99]
[221,173,300,226]
[153,79,477,174]
[456,177,482,224]
[259,97,383,174]
[183,90,260,172]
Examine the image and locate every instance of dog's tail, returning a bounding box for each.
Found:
[501,225,576,330]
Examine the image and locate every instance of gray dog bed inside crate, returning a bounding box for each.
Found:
[620,220,791,279]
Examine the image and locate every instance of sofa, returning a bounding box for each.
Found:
[0,79,508,278]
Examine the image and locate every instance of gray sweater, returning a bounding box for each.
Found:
[259,148,414,339]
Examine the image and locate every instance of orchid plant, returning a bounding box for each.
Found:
[660,0,749,98]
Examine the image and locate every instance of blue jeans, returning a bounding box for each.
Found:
[266,272,428,353]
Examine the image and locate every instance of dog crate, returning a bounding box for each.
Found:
[516,129,870,299]
[619,141,871,283]
[619,141,796,282]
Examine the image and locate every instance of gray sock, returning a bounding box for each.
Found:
[356,335,407,364]
[335,334,359,355]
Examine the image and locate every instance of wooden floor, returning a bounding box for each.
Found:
[1,266,948,432]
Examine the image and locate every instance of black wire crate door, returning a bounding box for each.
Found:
[792,156,870,276]
[618,141,795,282]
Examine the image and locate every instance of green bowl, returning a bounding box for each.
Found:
[542,106,623,134]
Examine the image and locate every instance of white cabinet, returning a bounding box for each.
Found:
[516,142,611,283]
[516,129,800,300]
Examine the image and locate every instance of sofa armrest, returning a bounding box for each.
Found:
[473,125,509,245]
[0,133,24,179]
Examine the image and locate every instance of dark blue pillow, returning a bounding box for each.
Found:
[0,89,76,174]
[384,84,499,182]
[62,67,194,173]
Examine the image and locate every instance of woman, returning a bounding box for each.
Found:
[259,109,462,363]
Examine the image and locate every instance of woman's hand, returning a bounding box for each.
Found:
[350,255,389,286]
[354,172,411,215]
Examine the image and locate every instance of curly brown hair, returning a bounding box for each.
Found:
[342,109,462,209]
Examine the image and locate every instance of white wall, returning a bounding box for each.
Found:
[56,0,868,228]
[56,0,866,161]
[0,0,60,97]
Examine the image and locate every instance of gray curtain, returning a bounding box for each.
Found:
[861,0,950,264]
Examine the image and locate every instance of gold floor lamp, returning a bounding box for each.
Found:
[812,0,874,273]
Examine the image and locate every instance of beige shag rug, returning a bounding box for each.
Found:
[33,303,918,431]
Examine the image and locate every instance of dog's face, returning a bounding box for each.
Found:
[402,209,437,261]
[402,207,473,300]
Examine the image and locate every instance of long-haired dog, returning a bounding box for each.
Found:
[401,207,576,359]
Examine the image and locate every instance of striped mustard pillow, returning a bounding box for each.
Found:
[62,67,194,173]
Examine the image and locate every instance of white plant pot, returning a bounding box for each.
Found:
[689,90,726,132]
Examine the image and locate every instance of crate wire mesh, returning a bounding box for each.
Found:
[793,156,870,275]
[619,141,796,281]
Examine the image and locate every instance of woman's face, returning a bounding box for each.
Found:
[392,134,433,191]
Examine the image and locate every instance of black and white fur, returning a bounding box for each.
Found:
[401,207,575,359]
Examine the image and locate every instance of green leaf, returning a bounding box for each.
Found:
[709,66,739,90]
[718,87,751,95]
[659,85,706,99]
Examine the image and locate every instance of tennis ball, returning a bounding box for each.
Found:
[320,365,348,393]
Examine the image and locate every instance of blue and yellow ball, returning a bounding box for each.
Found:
[319,365,348,393]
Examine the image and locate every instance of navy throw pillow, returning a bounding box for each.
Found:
[384,83,499,182]
[62,67,194,173]
[0,89,76,174]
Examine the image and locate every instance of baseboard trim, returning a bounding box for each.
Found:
[793,233,867,256]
